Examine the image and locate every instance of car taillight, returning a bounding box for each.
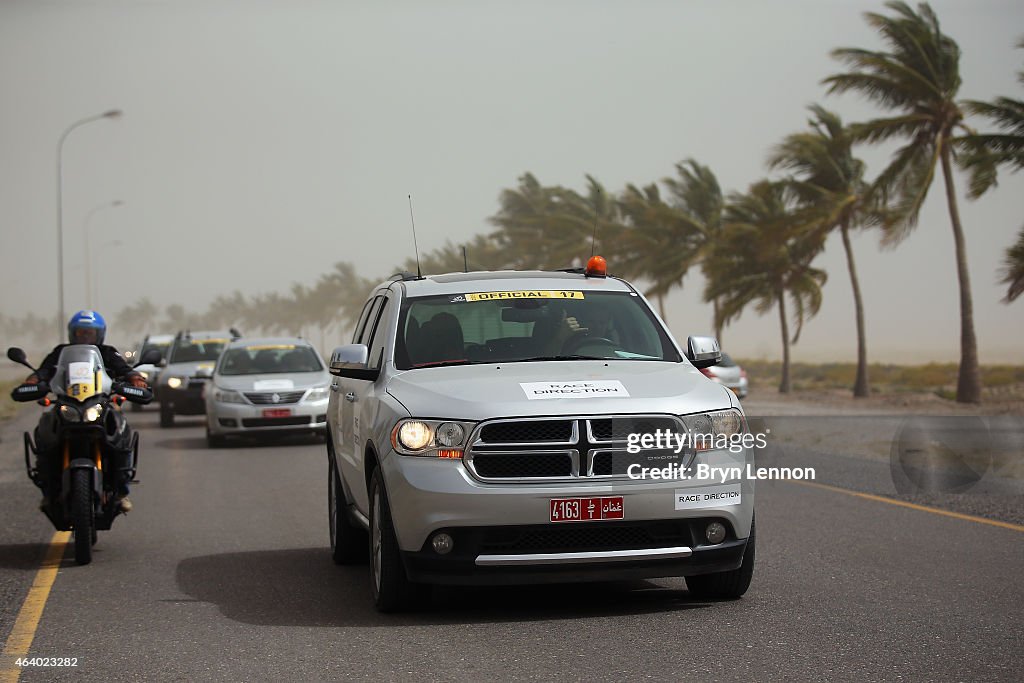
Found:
[699,367,715,378]
[740,368,747,379]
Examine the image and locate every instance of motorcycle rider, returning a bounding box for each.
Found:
[23,310,148,513]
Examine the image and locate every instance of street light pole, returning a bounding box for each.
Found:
[57,109,122,340]
[84,200,125,308]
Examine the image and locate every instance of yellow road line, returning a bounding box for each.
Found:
[0,531,69,683]
[791,480,1024,533]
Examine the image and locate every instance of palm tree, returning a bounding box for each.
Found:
[823,1,981,402]
[769,105,877,397]
[705,181,827,393]
[999,228,1024,303]
[662,160,726,342]
[490,173,622,270]
[961,38,1024,303]
[616,182,704,320]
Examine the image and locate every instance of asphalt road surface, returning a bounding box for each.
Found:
[1,404,1021,682]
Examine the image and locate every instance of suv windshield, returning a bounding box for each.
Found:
[169,339,228,363]
[140,341,170,360]
[218,345,323,375]
[395,291,681,369]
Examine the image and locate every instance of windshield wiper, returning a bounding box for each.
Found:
[514,355,609,362]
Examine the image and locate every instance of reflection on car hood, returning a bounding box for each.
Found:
[212,372,330,393]
[385,362,735,421]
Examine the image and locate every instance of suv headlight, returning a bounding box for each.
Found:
[391,419,475,457]
[213,387,246,404]
[682,409,746,452]
[304,386,330,402]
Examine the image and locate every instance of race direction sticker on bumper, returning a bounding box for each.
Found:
[675,484,742,510]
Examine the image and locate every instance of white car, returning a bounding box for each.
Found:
[203,337,331,447]
[701,352,748,398]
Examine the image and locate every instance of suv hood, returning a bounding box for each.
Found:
[386,361,735,420]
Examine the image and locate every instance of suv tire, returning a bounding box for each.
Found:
[686,515,756,599]
[369,466,422,612]
[159,402,174,428]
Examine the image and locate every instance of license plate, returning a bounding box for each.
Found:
[549,496,624,523]
[262,408,292,418]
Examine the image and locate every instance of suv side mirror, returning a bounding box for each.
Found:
[686,336,722,369]
[329,344,379,381]
[135,348,163,367]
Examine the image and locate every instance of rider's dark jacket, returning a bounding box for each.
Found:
[32,344,136,383]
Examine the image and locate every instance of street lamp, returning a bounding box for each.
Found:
[84,200,125,308]
[57,108,122,340]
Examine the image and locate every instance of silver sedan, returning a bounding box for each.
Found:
[203,337,330,447]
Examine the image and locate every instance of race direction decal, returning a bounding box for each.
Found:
[520,380,629,400]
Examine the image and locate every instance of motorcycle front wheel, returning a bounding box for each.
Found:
[70,469,94,565]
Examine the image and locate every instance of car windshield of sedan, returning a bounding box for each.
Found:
[395,290,681,369]
[218,345,323,375]
[168,339,228,363]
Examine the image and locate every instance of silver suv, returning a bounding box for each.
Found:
[326,263,755,611]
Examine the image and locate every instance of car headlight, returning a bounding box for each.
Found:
[391,419,474,457]
[83,404,103,422]
[59,404,82,422]
[304,387,330,402]
[166,376,184,389]
[682,409,746,452]
[213,388,246,404]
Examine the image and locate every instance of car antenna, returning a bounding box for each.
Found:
[408,194,422,278]
[463,245,468,273]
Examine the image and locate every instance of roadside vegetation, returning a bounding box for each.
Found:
[4,3,1021,403]
[738,360,1024,399]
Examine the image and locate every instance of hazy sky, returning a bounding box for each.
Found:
[2,0,1022,363]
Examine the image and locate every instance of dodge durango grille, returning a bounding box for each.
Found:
[466,415,692,482]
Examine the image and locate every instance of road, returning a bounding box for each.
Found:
[1,403,1021,682]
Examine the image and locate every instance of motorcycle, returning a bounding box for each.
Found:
[7,345,157,565]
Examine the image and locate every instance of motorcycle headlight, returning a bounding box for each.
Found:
[213,387,246,404]
[59,404,82,422]
[137,370,150,381]
[166,376,184,389]
[391,419,475,456]
[304,386,330,402]
[83,404,103,422]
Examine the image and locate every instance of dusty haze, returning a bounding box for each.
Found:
[1,0,1022,363]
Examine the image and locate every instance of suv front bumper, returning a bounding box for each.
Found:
[381,449,754,582]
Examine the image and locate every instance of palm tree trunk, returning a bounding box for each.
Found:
[940,143,981,403]
[777,291,791,393]
[840,222,869,397]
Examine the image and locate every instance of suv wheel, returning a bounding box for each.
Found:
[369,466,422,612]
[159,402,174,428]
[329,453,367,564]
[686,515,756,599]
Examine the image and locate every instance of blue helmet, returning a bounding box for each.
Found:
[68,310,106,345]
